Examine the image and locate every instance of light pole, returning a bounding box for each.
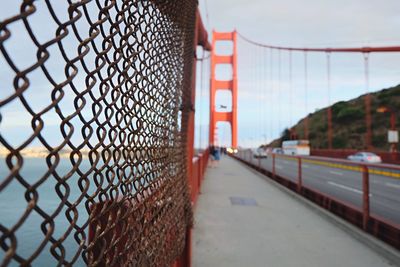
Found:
[377,106,397,153]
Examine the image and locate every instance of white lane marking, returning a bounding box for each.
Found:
[327,181,372,197]
[329,171,343,176]
[303,164,310,168]
[276,165,283,169]
[385,182,400,189]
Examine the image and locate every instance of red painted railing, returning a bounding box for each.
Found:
[190,150,210,204]
[173,149,209,267]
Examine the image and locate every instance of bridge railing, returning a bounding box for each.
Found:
[234,150,400,250]
[0,1,209,266]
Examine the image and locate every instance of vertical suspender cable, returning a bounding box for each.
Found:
[256,45,259,146]
[259,46,263,146]
[261,46,264,145]
[278,49,282,135]
[263,47,267,145]
[252,44,255,147]
[326,52,333,149]
[304,52,309,140]
[289,50,293,139]
[252,46,260,146]
[363,53,372,149]
[270,48,274,141]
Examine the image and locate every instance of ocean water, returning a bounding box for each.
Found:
[0,158,93,266]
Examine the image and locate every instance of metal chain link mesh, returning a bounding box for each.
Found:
[0,0,197,266]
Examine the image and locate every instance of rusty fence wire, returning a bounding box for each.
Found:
[0,0,198,266]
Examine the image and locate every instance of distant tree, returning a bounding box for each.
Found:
[333,136,347,148]
[336,107,364,123]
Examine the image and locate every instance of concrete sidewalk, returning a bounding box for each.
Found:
[192,156,396,267]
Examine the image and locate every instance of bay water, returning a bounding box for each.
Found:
[0,158,93,266]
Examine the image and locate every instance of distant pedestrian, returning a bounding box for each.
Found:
[213,146,220,166]
[210,145,220,167]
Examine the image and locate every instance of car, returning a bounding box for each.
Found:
[347,152,382,163]
[226,147,238,154]
[271,148,283,154]
[253,148,268,158]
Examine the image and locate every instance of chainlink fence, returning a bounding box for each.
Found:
[0,0,197,266]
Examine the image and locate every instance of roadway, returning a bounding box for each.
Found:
[238,153,400,226]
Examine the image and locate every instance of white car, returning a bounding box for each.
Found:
[253,148,268,158]
[271,148,283,154]
[347,152,382,163]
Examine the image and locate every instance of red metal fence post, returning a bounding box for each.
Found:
[390,112,397,156]
[297,157,302,193]
[362,165,370,230]
[272,154,276,178]
[198,156,202,195]
[365,93,372,149]
[327,106,333,149]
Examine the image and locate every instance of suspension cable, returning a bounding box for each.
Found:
[289,50,293,128]
[363,52,372,149]
[258,45,261,145]
[270,48,274,141]
[237,32,400,53]
[364,53,370,93]
[326,52,333,149]
[262,47,266,145]
[304,52,309,140]
[326,52,331,105]
[278,49,282,134]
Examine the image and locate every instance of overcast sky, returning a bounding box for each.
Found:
[201,0,400,46]
[196,0,400,148]
[0,1,399,150]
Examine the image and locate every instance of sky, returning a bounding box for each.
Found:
[0,1,399,151]
[195,0,400,148]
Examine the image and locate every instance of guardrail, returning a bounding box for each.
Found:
[233,150,400,250]
[173,149,209,267]
[190,150,210,204]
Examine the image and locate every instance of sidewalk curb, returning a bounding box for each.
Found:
[238,159,400,267]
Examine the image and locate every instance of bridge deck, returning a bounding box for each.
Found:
[192,156,394,267]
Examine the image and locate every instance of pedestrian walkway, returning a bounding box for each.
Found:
[192,156,395,267]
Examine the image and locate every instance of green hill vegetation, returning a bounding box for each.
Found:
[269,84,400,150]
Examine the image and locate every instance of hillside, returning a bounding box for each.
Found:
[268,84,400,151]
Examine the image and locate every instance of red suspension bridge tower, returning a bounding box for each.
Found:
[209,31,238,148]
